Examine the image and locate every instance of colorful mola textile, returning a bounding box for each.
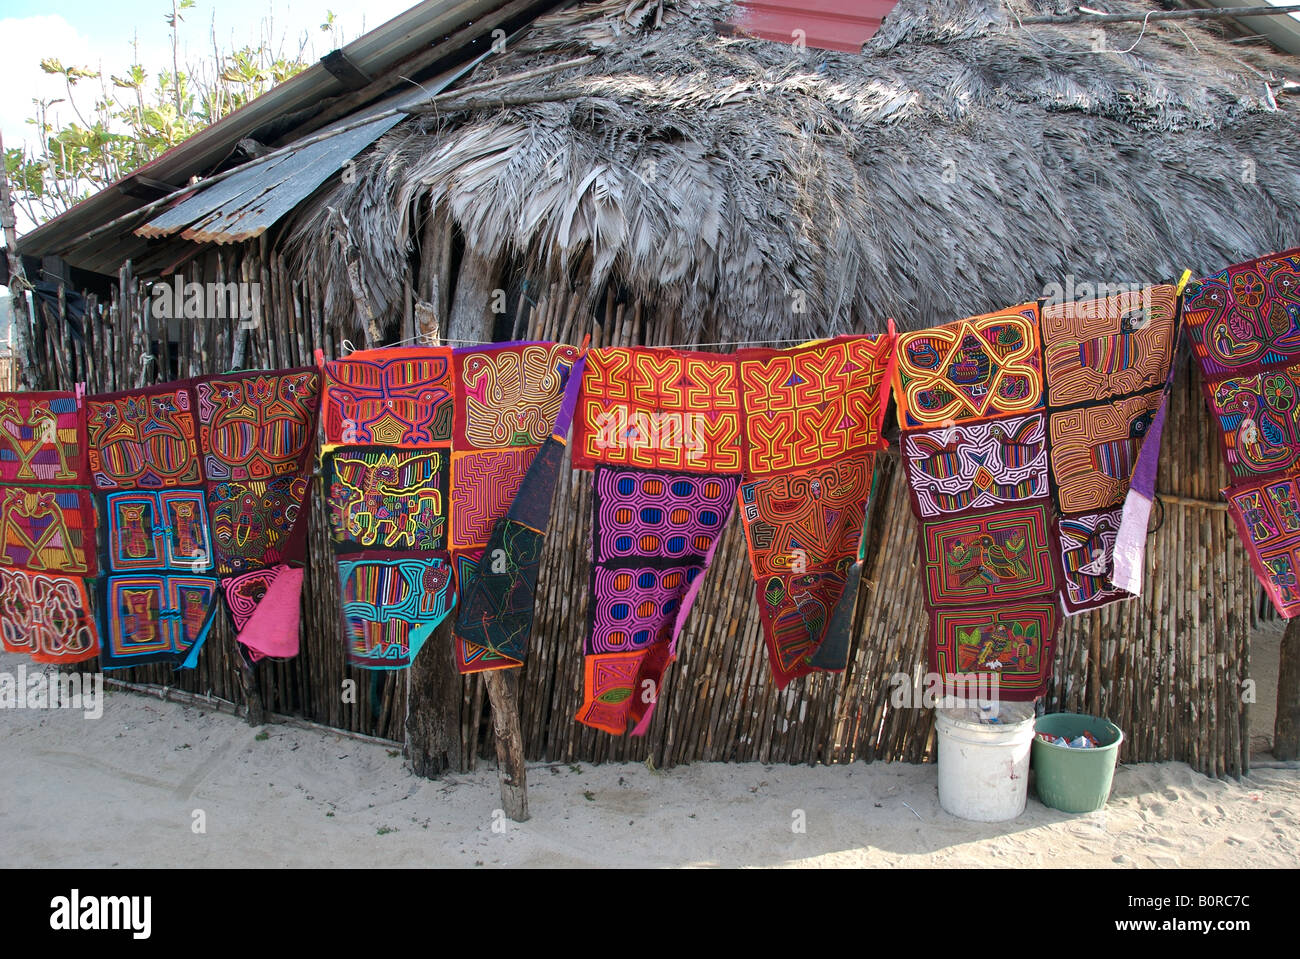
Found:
[0,568,98,663]
[0,389,100,664]
[0,391,90,484]
[1186,250,1300,616]
[572,347,743,473]
[321,347,453,448]
[896,305,1057,701]
[893,303,1043,429]
[1042,285,1181,615]
[736,334,894,687]
[1184,248,1300,380]
[86,384,201,490]
[450,341,580,673]
[340,553,455,669]
[322,347,456,668]
[575,465,737,734]
[195,367,320,660]
[86,381,217,669]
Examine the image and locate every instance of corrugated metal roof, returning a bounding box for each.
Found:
[727,0,899,53]
[135,115,402,244]
[15,0,548,274]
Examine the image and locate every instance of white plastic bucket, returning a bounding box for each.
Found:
[935,701,1036,822]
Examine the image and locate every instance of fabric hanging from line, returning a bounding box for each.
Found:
[1185,248,1300,617]
[85,383,219,669]
[735,333,895,686]
[449,341,581,673]
[571,347,743,735]
[453,346,587,672]
[196,367,321,661]
[895,303,1059,701]
[321,346,457,669]
[0,390,100,663]
[1041,285,1181,614]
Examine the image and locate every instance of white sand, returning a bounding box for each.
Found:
[2,653,1296,868]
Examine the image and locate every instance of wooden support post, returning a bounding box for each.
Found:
[1276,617,1300,760]
[484,669,529,821]
[406,622,462,777]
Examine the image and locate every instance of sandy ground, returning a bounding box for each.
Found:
[2,653,1296,868]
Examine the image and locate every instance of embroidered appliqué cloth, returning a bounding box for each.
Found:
[0,390,100,663]
[1185,249,1300,616]
[895,304,1058,701]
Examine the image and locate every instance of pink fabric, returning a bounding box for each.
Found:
[239,566,304,661]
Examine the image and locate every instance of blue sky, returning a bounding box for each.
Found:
[0,0,413,152]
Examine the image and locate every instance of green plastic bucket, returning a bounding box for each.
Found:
[1031,713,1123,813]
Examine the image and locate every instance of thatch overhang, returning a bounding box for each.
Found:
[290,0,1300,340]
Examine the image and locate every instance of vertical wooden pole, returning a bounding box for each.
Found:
[1275,617,1300,760]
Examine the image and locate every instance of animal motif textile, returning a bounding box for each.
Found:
[454,352,586,673]
[736,334,895,687]
[0,390,99,663]
[85,385,201,490]
[571,347,743,474]
[738,453,872,686]
[893,303,1043,429]
[896,306,1058,700]
[340,553,455,669]
[320,347,453,448]
[85,381,218,669]
[575,465,738,734]
[194,367,320,660]
[1185,250,1300,616]
[1184,248,1300,380]
[0,391,89,484]
[450,342,579,672]
[1042,286,1181,616]
[322,349,456,668]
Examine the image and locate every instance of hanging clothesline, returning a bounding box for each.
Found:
[340,334,831,354]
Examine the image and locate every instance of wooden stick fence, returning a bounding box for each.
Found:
[20,239,1252,777]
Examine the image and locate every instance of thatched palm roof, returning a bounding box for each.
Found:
[290,0,1300,338]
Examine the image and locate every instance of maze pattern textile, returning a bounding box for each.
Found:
[326,447,449,554]
[449,448,535,554]
[0,569,98,663]
[902,414,1048,518]
[1226,476,1300,617]
[1041,285,1180,407]
[1049,389,1164,516]
[1205,366,1300,481]
[86,385,201,490]
[321,347,453,448]
[1184,248,1300,380]
[0,391,89,485]
[739,454,872,688]
[572,348,743,474]
[452,342,579,448]
[0,487,97,575]
[736,334,894,476]
[454,353,587,673]
[339,553,455,669]
[930,601,1057,701]
[576,466,737,734]
[893,304,1043,429]
[918,503,1055,607]
[194,368,320,481]
[97,573,219,669]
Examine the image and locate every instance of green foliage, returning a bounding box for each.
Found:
[8,2,325,226]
